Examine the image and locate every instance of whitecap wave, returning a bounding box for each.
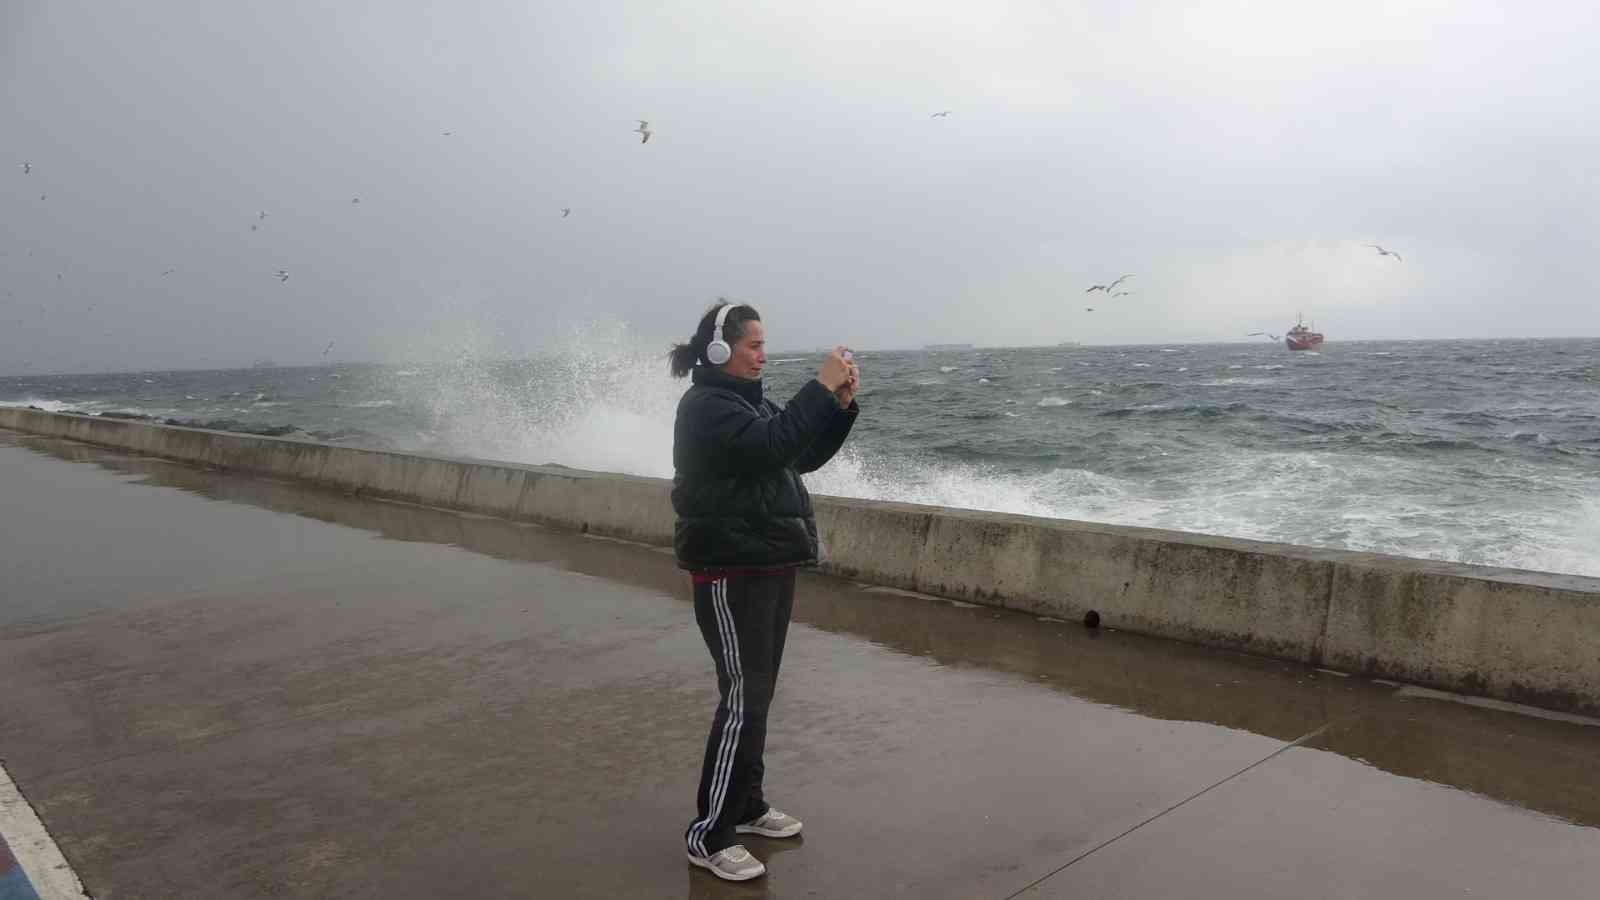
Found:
[0,397,76,413]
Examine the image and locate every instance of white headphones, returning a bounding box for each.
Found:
[704,303,743,366]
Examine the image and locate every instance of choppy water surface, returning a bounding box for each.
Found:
[5,337,1598,577]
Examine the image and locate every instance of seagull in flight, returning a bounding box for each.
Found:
[441,130,453,136]
[19,162,30,174]
[351,197,361,204]
[1247,331,1281,341]
[1085,307,1095,312]
[1112,290,1134,298]
[323,340,335,357]
[561,207,571,218]
[161,269,176,277]
[1370,244,1402,261]
[930,110,952,118]
[634,120,652,143]
[258,210,268,220]
[1086,274,1133,294]
[274,269,290,283]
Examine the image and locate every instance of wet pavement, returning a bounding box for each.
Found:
[3,428,1599,899]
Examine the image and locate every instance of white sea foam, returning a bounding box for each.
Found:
[939,366,959,373]
[1036,397,1071,407]
[0,397,75,412]
[1198,378,1273,387]
[820,448,1600,579]
[352,399,397,409]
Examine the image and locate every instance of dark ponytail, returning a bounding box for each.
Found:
[667,300,762,378]
[667,338,703,378]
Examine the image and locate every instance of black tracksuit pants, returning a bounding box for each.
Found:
[684,569,795,857]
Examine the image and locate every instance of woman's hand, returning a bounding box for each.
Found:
[835,366,859,407]
[816,347,852,392]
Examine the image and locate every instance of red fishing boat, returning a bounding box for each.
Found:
[1285,315,1323,351]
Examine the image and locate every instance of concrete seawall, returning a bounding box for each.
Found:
[5,406,1599,715]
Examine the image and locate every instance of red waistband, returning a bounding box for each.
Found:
[690,567,790,584]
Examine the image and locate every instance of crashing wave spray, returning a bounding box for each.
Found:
[410,319,686,478]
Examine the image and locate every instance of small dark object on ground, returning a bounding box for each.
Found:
[1083,610,1101,629]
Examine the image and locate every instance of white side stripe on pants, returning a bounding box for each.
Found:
[688,578,745,858]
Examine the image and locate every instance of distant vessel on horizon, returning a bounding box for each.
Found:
[924,342,974,351]
[1286,315,1324,351]
[250,359,278,369]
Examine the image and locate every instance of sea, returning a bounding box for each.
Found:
[4,337,1598,578]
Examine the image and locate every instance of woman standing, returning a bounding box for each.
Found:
[667,302,859,882]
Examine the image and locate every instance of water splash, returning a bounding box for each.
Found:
[407,320,686,478]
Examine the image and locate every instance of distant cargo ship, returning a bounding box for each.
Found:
[1285,316,1324,351]
[924,343,974,350]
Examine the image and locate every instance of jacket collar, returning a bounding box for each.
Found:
[692,364,764,407]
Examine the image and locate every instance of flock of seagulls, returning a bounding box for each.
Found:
[1083,275,1134,312]
[13,109,1409,352]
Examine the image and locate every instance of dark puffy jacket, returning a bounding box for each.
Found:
[672,365,858,570]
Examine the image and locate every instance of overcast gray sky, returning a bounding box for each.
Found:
[3,1,1597,373]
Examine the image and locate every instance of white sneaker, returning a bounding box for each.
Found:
[687,844,766,881]
[736,807,803,838]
